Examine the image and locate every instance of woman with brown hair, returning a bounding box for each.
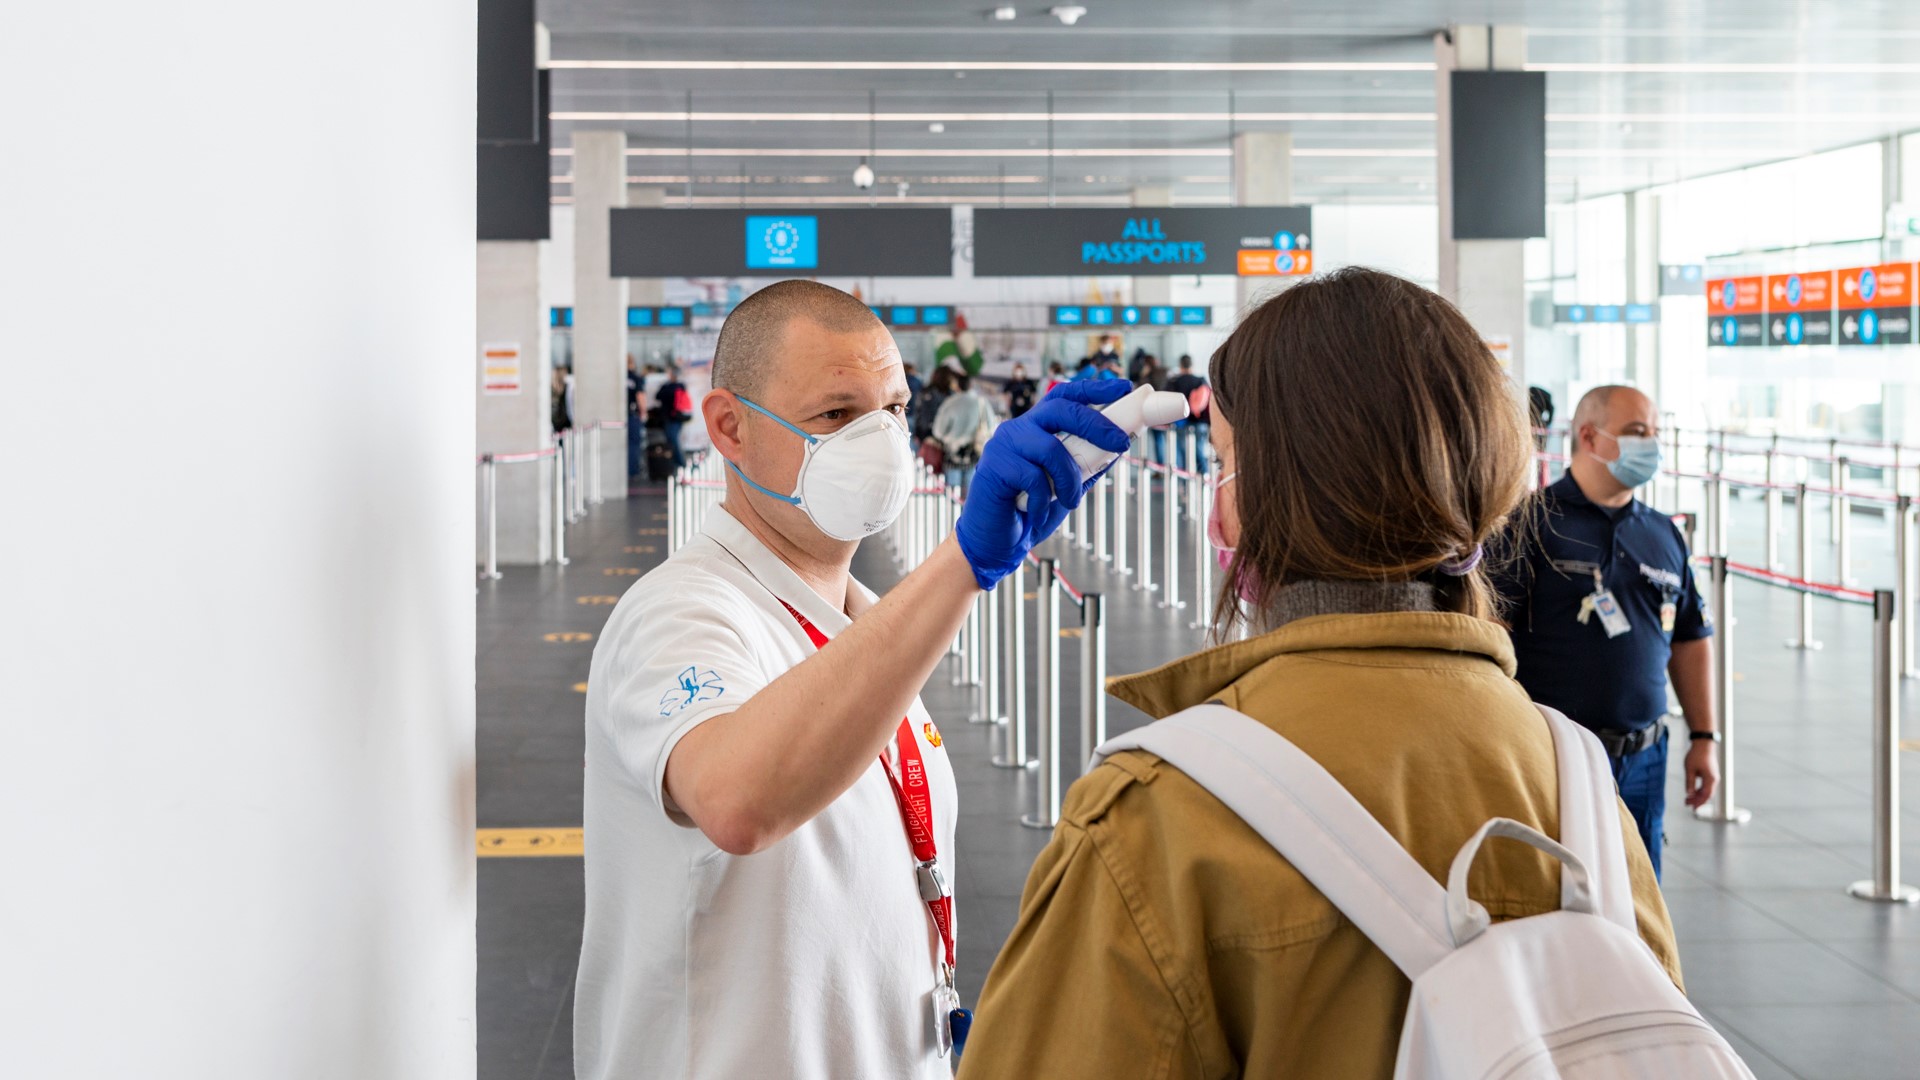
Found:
[959,269,1680,1079]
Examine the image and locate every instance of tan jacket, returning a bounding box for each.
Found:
[962,611,1680,1080]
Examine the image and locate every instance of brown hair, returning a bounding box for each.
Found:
[1209,267,1531,637]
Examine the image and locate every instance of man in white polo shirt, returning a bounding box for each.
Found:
[574,279,1132,1079]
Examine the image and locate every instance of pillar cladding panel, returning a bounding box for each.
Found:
[573,130,630,490]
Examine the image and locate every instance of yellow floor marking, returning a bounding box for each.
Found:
[623,545,658,554]
[604,567,641,576]
[1901,740,1920,753]
[577,595,619,605]
[651,513,668,521]
[477,827,583,857]
[573,682,589,693]
[636,527,667,536]
[1060,627,1084,638]
[544,631,593,643]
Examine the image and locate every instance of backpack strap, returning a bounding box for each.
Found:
[1535,705,1639,936]
[1091,704,1456,981]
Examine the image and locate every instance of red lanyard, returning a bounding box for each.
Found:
[780,602,956,972]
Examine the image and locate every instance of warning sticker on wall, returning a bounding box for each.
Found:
[481,341,522,396]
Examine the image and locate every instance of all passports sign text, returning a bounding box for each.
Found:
[1081,218,1208,268]
[972,207,1313,277]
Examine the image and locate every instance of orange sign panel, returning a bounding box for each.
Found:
[1764,271,1833,313]
[1706,276,1764,316]
[1236,249,1313,276]
[1836,263,1917,310]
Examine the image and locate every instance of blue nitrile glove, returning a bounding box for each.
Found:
[954,379,1135,590]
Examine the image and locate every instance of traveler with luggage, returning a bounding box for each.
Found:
[962,269,1748,1079]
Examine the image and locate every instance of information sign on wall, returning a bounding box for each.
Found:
[627,306,692,328]
[974,208,1311,277]
[1837,263,1916,346]
[1764,271,1835,346]
[1705,275,1765,347]
[480,341,522,396]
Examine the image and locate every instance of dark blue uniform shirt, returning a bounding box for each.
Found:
[1492,474,1713,733]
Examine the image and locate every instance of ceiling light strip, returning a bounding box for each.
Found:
[550,109,1920,126]
[548,59,1433,73]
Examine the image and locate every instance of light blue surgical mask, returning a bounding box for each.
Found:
[1596,429,1663,489]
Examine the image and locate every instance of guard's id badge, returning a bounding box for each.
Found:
[1592,589,1632,638]
[1661,601,1677,633]
[933,982,970,1059]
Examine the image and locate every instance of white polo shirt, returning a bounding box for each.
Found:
[574,508,959,1080]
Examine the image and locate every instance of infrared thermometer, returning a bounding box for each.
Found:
[1014,384,1190,510]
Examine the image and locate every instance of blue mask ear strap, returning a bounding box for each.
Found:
[736,395,819,445]
[725,459,802,506]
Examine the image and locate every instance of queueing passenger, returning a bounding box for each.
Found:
[961,269,1678,1079]
[652,364,692,471]
[574,279,1133,1080]
[626,355,645,478]
[932,372,995,496]
[1003,362,1037,419]
[1164,354,1210,474]
[1492,385,1718,880]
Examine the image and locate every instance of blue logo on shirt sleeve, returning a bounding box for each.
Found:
[659,666,727,716]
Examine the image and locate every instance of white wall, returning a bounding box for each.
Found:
[0,4,476,1078]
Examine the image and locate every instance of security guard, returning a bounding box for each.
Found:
[1493,384,1719,880]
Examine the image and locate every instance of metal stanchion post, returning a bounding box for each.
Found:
[1112,459,1131,576]
[1708,476,1727,556]
[1159,464,1183,610]
[1829,445,1843,542]
[1022,560,1062,829]
[974,588,1000,725]
[1190,471,1214,631]
[1134,463,1157,593]
[1093,474,1110,563]
[1079,592,1107,777]
[1788,482,1819,649]
[1837,459,1854,584]
[1901,496,1917,679]
[1765,449,1781,570]
[589,427,602,506]
[1849,589,1920,903]
[1694,556,1750,825]
[482,456,502,580]
[1669,426,1684,513]
[551,449,569,566]
[666,474,680,554]
[993,562,1034,769]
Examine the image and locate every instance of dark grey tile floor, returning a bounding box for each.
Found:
[478,474,1920,1080]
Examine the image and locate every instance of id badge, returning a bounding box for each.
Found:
[1593,589,1632,638]
[1661,601,1677,633]
[932,982,962,1058]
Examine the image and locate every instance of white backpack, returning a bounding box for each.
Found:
[1091,704,1754,1080]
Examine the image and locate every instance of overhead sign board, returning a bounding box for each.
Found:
[610,208,953,277]
[1051,305,1211,327]
[1660,264,1706,296]
[871,306,955,329]
[1705,275,1765,347]
[1837,263,1916,346]
[973,208,1312,277]
[627,306,692,328]
[1555,304,1659,325]
[1764,272,1835,346]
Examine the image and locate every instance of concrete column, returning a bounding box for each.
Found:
[1435,25,1529,388]
[1625,190,1659,391]
[625,185,666,308]
[1232,132,1294,312]
[574,130,629,490]
[477,241,552,564]
[1131,185,1174,308]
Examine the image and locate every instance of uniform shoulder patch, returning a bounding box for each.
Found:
[658,666,726,717]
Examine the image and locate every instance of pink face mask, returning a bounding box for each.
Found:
[1206,471,1258,602]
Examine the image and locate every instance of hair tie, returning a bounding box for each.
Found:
[1438,544,1484,577]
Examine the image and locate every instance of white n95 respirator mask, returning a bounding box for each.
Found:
[726,396,916,541]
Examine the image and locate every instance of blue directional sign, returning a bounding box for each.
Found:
[657,306,687,327]
[1053,306,1085,326]
[745,215,819,270]
[1087,306,1114,326]
[1148,307,1175,325]
[920,306,951,325]
[550,306,573,328]
[1594,305,1622,323]
[1624,304,1656,323]
[1119,306,1142,325]
[1178,307,1212,326]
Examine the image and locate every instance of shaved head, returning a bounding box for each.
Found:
[1572,384,1653,437]
[712,280,886,400]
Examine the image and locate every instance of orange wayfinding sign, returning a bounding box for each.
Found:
[1836,263,1916,310]
[1705,276,1764,315]
[1236,249,1313,276]
[1764,271,1833,313]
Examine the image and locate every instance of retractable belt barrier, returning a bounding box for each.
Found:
[475,420,640,579]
